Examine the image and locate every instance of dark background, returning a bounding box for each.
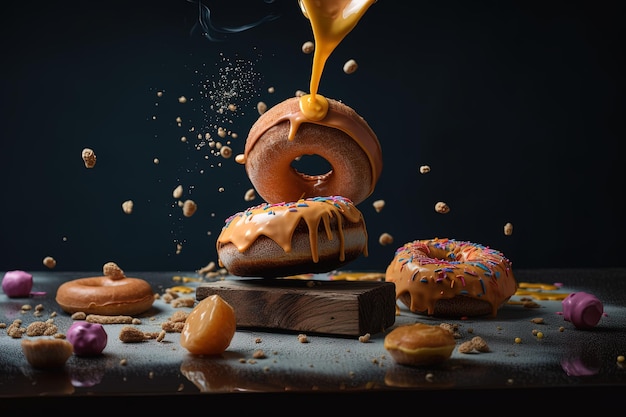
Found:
[1,0,624,273]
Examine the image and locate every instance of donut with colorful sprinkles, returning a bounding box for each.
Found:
[385,238,518,317]
[216,196,368,278]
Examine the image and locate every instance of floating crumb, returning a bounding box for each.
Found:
[257,101,267,115]
[343,59,358,74]
[182,200,197,217]
[122,200,134,214]
[81,148,96,168]
[178,96,187,103]
[358,333,371,343]
[301,40,314,54]
[173,184,183,199]
[372,199,385,213]
[43,256,57,269]
[419,165,431,174]
[435,201,450,214]
[378,232,393,246]
[504,222,514,236]
[267,86,275,94]
[297,334,309,343]
[103,262,125,279]
[219,146,232,158]
[244,188,257,202]
[295,90,306,97]
[153,158,160,164]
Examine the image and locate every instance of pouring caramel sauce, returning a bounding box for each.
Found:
[298,0,376,121]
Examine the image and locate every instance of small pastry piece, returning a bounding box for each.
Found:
[384,323,456,366]
[2,270,33,298]
[216,196,368,277]
[66,321,108,356]
[562,292,603,329]
[21,339,74,369]
[385,238,517,317]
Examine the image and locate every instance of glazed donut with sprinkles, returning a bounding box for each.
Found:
[385,238,518,317]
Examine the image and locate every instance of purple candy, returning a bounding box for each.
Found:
[66,322,108,356]
[2,270,33,298]
[562,292,603,329]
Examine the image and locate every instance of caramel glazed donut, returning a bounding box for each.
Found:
[237,96,383,206]
[56,276,155,316]
[216,196,368,278]
[385,238,518,317]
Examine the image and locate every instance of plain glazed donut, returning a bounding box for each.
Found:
[56,276,155,316]
[238,97,383,206]
[216,195,368,278]
[385,238,517,317]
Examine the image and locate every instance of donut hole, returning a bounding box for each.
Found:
[290,154,333,179]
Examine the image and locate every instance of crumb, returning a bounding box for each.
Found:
[523,301,541,309]
[171,297,195,308]
[301,40,314,54]
[255,337,262,343]
[378,233,394,246]
[26,321,58,337]
[253,349,266,359]
[161,321,185,333]
[471,336,490,352]
[43,256,57,269]
[219,146,232,158]
[173,185,183,199]
[419,165,431,174]
[504,222,513,236]
[458,341,475,354]
[358,333,371,343]
[81,148,96,168]
[103,262,125,279]
[244,188,256,202]
[122,200,134,214]
[156,330,166,342]
[120,358,128,366]
[530,317,544,324]
[7,320,26,338]
[21,304,31,311]
[343,59,358,74]
[86,314,134,324]
[182,200,197,217]
[257,101,267,115]
[119,326,148,343]
[197,261,216,275]
[372,199,385,213]
[435,201,450,214]
[297,334,309,343]
[168,310,189,323]
[71,312,87,320]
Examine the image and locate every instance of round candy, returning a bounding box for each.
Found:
[562,291,603,329]
[2,270,33,298]
[66,321,108,356]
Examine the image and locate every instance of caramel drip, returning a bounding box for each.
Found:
[217,197,366,263]
[244,107,382,199]
[385,238,517,317]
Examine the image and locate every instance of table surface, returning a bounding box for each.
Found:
[1,268,625,414]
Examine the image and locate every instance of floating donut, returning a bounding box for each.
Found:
[237,97,382,206]
[216,195,368,278]
[385,238,517,317]
[56,276,155,316]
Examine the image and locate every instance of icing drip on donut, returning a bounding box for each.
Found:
[217,196,367,265]
[385,238,517,317]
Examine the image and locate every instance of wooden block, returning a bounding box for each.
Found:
[196,279,396,336]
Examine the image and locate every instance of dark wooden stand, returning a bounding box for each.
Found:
[196,279,396,336]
